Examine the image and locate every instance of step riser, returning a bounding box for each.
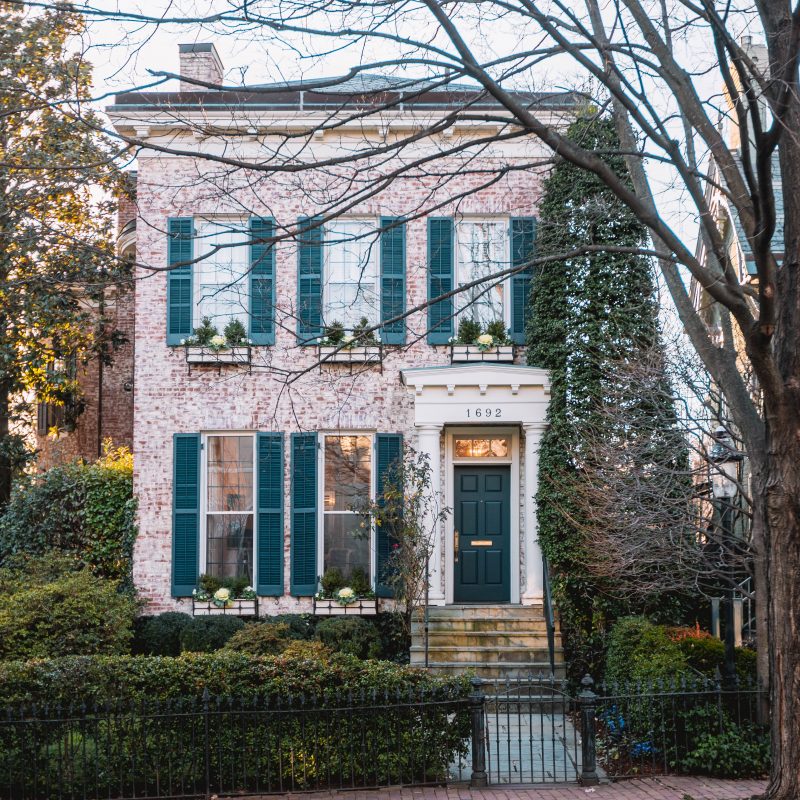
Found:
[419,608,545,620]
[411,650,561,665]
[411,630,551,644]
[412,621,550,633]
[424,665,567,680]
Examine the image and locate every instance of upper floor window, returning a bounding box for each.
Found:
[195,219,249,329]
[455,219,509,327]
[323,220,380,331]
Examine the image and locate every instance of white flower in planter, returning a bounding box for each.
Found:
[337,586,356,604]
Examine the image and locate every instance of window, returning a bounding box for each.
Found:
[204,434,254,581]
[456,219,508,326]
[195,219,249,328]
[322,434,372,580]
[454,435,511,458]
[323,220,380,330]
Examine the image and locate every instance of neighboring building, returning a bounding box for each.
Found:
[106,44,574,674]
[34,193,136,468]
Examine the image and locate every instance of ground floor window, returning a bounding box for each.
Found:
[322,433,373,582]
[204,434,254,582]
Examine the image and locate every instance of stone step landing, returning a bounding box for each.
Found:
[410,604,564,680]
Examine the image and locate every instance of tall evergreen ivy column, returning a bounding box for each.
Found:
[526,116,684,678]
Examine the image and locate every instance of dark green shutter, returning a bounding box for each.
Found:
[375,433,403,598]
[172,433,200,596]
[510,217,537,344]
[427,218,454,344]
[256,432,284,596]
[290,432,318,595]
[380,218,406,345]
[167,218,194,345]
[250,217,276,345]
[297,216,323,342]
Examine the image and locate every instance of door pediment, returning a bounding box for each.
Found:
[400,364,550,427]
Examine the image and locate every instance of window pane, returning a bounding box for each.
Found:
[196,220,249,328]
[324,513,370,579]
[206,513,254,581]
[207,435,253,511]
[456,221,507,326]
[324,435,371,511]
[454,436,510,458]
[324,220,379,329]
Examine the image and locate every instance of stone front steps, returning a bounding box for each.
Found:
[410,604,565,680]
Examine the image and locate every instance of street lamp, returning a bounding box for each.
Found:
[709,426,744,690]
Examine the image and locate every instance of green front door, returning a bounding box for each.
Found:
[454,465,511,603]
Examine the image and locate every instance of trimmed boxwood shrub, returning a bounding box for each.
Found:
[604,616,687,686]
[136,612,194,656]
[0,650,470,706]
[316,616,381,659]
[677,635,757,683]
[0,558,137,660]
[0,447,136,589]
[179,616,245,652]
[224,622,291,656]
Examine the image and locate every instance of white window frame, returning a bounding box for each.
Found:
[322,218,381,332]
[455,216,511,329]
[193,217,250,329]
[198,431,257,582]
[316,431,377,588]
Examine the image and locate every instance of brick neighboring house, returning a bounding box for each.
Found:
[34,194,136,468]
[106,43,574,675]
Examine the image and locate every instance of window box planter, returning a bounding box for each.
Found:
[184,345,251,366]
[313,597,379,616]
[450,344,515,363]
[318,345,383,365]
[192,598,258,617]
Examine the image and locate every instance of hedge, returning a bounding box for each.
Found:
[0,650,470,707]
[0,447,136,588]
[0,652,471,796]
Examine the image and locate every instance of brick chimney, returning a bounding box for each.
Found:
[178,43,224,91]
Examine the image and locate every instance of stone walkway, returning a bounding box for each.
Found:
[284,777,766,800]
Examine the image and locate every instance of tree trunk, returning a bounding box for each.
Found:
[765,421,800,797]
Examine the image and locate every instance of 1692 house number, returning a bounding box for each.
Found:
[465,407,502,419]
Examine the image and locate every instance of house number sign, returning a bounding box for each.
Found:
[465,407,502,418]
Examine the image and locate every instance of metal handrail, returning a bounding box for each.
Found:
[542,553,556,676]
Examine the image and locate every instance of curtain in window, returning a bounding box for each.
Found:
[456,221,507,326]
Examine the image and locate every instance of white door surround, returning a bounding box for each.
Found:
[400,365,551,605]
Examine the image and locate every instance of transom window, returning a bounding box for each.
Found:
[204,434,254,581]
[323,220,380,331]
[454,435,511,459]
[195,219,249,328]
[322,434,373,581]
[456,219,509,327]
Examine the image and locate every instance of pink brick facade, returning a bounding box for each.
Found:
[109,53,565,615]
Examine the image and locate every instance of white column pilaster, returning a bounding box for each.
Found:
[415,423,445,603]
[522,422,547,602]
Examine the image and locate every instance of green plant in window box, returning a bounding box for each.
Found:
[223,318,248,346]
[454,317,481,346]
[193,574,256,605]
[484,319,513,346]
[320,320,346,346]
[352,316,379,345]
[316,566,375,603]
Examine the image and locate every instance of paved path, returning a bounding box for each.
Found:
[283,777,766,800]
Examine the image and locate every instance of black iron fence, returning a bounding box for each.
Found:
[0,687,470,800]
[0,674,767,799]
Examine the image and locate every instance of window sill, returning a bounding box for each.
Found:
[313,598,379,616]
[450,345,516,363]
[192,598,258,616]
[318,345,383,365]
[184,346,251,365]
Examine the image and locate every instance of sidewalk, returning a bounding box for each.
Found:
[284,777,766,800]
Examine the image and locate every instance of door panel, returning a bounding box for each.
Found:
[454,465,510,602]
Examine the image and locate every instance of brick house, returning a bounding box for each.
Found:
[107,44,573,674]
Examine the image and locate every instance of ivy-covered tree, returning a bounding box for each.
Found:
[527,115,689,677]
[0,6,129,504]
